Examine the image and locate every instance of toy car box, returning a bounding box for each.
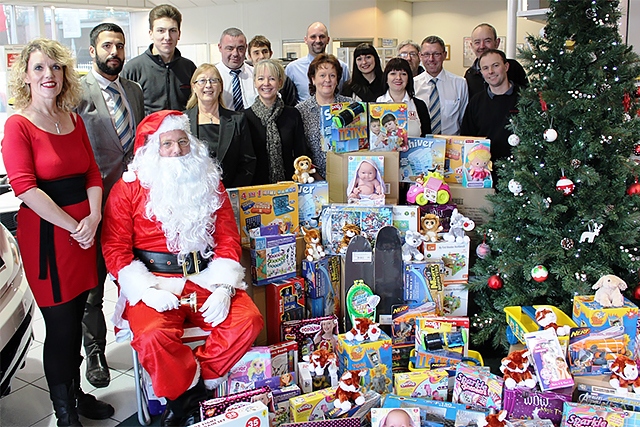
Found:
[336,331,393,395]
[302,256,341,319]
[423,240,470,283]
[321,102,368,153]
[266,278,306,345]
[227,182,299,246]
[250,232,297,285]
[319,204,393,255]
[399,137,447,183]
[298,181,329,231]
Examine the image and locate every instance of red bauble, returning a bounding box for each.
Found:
[634,285,640,300]
[488,275,504,290]
[556,176,575,196]
[634,143,640,156]
[628,178,640,195]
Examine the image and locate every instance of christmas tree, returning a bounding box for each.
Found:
[469,0,640,348]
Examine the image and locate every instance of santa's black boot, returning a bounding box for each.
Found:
[160,379,207,427]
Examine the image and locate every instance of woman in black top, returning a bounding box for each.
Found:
[184,63,255,188]
[341,43,385,102]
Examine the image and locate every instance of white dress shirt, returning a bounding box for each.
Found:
[216,61,258,109]
[414,68,468,135]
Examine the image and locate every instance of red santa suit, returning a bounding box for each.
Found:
[101,112,263,401]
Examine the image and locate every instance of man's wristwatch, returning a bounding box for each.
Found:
[218,284,236,297]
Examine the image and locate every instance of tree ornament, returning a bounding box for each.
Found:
[476,234,491,259]
[488,274,503,290]
[628,177,640,196]
[508,179,523,195]
[635,284,640,300]
[579,222,602,244]
[538,92,548,112]
[508,134,520,146]
[544,128,558,142]
[634,143,640,156]
[571,159,581,168]
[556,170,575,196]
[561,238,574,250]
[531,265,549,282]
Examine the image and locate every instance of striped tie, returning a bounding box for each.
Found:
[230,69,244,111]
[428,78,441,135]
[105,83,133,150]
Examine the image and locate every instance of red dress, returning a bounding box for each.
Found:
[1,114,103,307]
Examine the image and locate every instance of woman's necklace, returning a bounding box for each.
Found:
[30,106,61,134]
[199,109,218,124]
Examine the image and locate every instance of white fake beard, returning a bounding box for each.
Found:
[133,139,223,257]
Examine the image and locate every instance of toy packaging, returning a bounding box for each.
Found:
[371,408,421,427]
[281,315,339,359]
[192,401,269,427]
[442,136,490,184]
[392,344,414,373]
[346,156,386,206]
[321,102,369,153]
[462,140,493,188]
[327,390,382,422]
[392,205,420,240]
[289,386,337,422]
[414,316,469,369]
[510,421,555,427]
[250,232,297,285]
[574,381,640,412]
[298,181,329,231]
[382,395,487,427]
[399,137,447,182]
[272,384,302,427]
[443,283,468,317]
[336,331,394,395]
[393,369,449,400]
[368,103,409,151]
[418,203,456,233]
[227,182,299,246]
[572,295,638,358]
[269,341,299,378]
[320,204,393,255]
[199,386,274,420]
[524,328,574,392]
[282,418,361,427]
[502,386,572,425]
[560,402,625,427]
[303,256,342,319]
[227,346,272,394]
[403,261,445,314]
[298,360,339,394]
[452,364,503,411]
[266,277,306,345]
[423,240,470,283]
[567,326,630,376]
[504,305,576,351]
[391,302,438,346]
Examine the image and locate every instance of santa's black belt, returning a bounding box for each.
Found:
[133,248,209,276]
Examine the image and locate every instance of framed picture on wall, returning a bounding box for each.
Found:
[445,44,451,60]
[463,36,507,68]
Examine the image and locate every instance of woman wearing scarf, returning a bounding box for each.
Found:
[245,59,309,184]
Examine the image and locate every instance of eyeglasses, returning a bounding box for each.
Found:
[160,139,190,149]
[399,52,418,59]
[195,78,221,86]
[420,52,444,59]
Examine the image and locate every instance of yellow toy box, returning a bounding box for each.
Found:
[336,331,393,395]
[227,182,299,246]
[288,386,337,422]
[393,369,449,400]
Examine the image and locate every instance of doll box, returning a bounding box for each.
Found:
[302,256,341,319]
[281,315,339,359]
[399,137,447,183]
[319,204,393,255]
[368,103,408,151]
[393,369,449,400]
[266,277,306,345]
[440,136,490,184]
[560,402,626,427]
[371,408,421,427]
[423,240,470,283]
[200,386,273,420]
[392,206,420,240]
[461,139,493,188]
[336,331,393,395]
[346,155,386,206]
[298,181,329,231]
[193,401,269,427]
[382,395,487,427]
[321,102,369,153]
[452,364,503,411]
[227,182,299,246]
[572,295,638,358]
[227,347,272,394]
[402,260,445,312]
[502,386,572,426]
[250,233,297,285]
[524,328,574,392]
[289,386,337,422]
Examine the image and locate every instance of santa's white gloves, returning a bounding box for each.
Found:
[141,288,180,312]
[200,285,234,326]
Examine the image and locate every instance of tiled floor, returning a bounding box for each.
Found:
[0,280,139,426]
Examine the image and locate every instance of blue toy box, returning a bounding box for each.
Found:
[336,331,393,395]
[250,233,297,286]
[403,261,445,315]
[321,102,368,153]
[461,139,493,188]
[302,256,341,318]
[400,137,447,183]
[298,181,328,231]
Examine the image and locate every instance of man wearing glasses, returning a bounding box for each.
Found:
[397,40,424,77]
[217,27,257,111]
[414,36,468,135]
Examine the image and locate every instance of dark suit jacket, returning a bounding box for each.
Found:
[76,71,145,204]
[185,106,256,188]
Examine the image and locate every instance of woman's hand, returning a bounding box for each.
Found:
[71,213,101,248]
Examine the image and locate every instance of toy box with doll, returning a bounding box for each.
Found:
[269,341,299,378]
[524,328,574,392]
[281,315,339,359]
[192,401,269,427]
[320,204,393,255]
[567,326,630,376]
[382,394,487,427]
[371,408,421,427]
[391,302,438,346]
[399,137,447,183]
[321,102,368,153]
[266,277,306,345]
[414,316,469,369]
[303,256,341,318]
[423,240,470,283]
[227,182,299,246]
[392,205,420,240]
[502,386,572,426]
[282,418,361,427]
[227,346,272,394]
[443,283,468,317]
[298,181,329,231]
[560,402,626,427]
[403,261,445,314]
[393,369,449,400]
[572,295,638,358]
[346,155,386,206]
[368,103,409,152]
[452,364,503,411]
[250,231,297,285]
[288,386,337,422]
[442,136,490,185]
[462,140,493,188]
[336,331,393,395]
[199,386,274,420]
[272,384,302,427]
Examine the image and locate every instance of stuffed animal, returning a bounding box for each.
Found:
[477,410,508,427]
[593,274,627,307]
[420,213,443,243]
[334,370,367,411]
[338,223,362,254]
[304,348,338,376]
[301,226,325,261]
[443,208,474,243]
[535,307,571,336]
[609,354,640,393]
[345,317,381,342]
[292,155,316,184]
[402,230,425,262]
[500,349,537,390]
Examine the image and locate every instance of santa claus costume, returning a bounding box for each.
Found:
[101,111,263,425]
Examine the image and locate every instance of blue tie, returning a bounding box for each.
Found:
[105,83,133,150]
[230,69,244,111]
[428,78,441,135]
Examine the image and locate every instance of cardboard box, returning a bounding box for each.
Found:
[302,256,341,319]
[403,261,445,314]
[281,315,339,359]
[193,402,269,427]
[250,233,297,285]
[392,205,420,240]
[319,204,393,255]
[368,103,408,151]
[462,139,493,188]
[322,102,369,153]
[336,331,393,395]
[227,182,299,246]
[394,369,449,399]
[266,277,306,345]
[346,155,386,206]
[440,135,491,184]
[423,240,470,283]
[503,386,572,425]
[400,137,447,182]
[447,183,494,227]
[288,387,337,422]
[443,283,469,316]
[298,181,328,231]
[272,385,301,427]
[326,150,400,205]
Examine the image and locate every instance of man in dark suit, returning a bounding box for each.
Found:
[76,22,145,389]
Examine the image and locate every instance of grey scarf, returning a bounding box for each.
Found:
[251,97,286,183]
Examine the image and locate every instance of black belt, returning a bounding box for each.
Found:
[134,248,209,276]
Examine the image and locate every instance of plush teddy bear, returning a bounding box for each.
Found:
[535,307,571,336]
[338,223,362,254]
[345,317,381,342]
[402,230,425,262]
[609,354,640,394]
[420,213,443,243]
[301,226,325,262]
[500,349,537,390]
[593,274,627,308]
[334,370,367,411]
[292,155,316,184]
[303,348,338,376]
[443,208,474,243]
